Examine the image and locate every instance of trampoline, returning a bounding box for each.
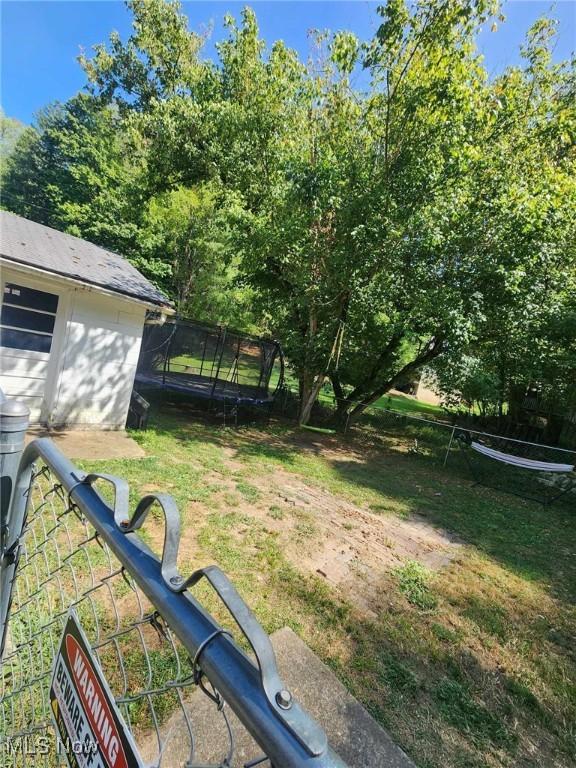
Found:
[134,317,284,408]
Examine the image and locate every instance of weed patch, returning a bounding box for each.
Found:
[396,561,438,611]
[236,481,261,503]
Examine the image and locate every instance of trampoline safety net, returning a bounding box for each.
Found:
[135,318,284,407]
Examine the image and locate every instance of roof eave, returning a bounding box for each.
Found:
[0,256,174,313]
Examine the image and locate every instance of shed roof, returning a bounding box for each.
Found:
[0,211,171,308]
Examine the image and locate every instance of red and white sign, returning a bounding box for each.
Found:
[50,611,143,768]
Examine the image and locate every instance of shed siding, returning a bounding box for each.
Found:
[0,267,66,423]
[1,263,148,428]
[50,290,146,428]
[0,349,47,420]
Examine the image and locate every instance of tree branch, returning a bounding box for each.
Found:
[349,335,444,418]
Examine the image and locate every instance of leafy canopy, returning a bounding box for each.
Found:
[2,0,574,424]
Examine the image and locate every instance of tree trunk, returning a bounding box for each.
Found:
[330,374,350,427]
[298,374,326,426]
[544,412,564,445]
[330,372,345,402]
[507,384,525,423]
[343,336,444,423]
[298,296,349,426]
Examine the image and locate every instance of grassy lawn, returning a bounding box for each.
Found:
[376,391,445,417]
[80,403,575,768]
[168,352,264,385]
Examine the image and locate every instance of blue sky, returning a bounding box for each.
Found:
[2,1,575,125]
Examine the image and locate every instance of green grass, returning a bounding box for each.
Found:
[169,351,277,389]
[281,367,445,418]
[236,479,261,502]
[77,403,576,768]
[431,677,513,748]
[396,561,439,612]
[268,504,284,520]
[378,392,445,417]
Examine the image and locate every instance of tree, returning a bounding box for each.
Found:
[4,0,574,427]
[433,16,576,432]
[2,96,148,255]
[224,0,506,423]
[137,183,258,328]
[0,111,27,165]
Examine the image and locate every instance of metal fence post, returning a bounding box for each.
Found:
[0,391,30,544]
[0,390,30,661]
[443,425,457,467]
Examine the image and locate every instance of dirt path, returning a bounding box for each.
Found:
[217,446,462,614]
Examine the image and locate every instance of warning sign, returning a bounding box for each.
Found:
[50,611,143,768]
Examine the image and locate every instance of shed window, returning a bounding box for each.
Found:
[1,283,59,354]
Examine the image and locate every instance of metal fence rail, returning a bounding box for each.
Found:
[339,400,576,499]
[0,398,346,767]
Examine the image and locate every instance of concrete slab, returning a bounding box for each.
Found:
[25,428,146,460]
[138,626,415,768]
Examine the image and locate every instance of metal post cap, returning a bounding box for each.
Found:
[0,400,31,418]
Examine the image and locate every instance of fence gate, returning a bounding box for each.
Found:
[0,394,346,768]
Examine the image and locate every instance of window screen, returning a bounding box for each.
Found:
[1,283,59,354]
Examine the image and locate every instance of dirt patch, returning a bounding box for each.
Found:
[279,472,458,609]
[130,428,461,616]
[220,454,461,614]
[25,427,146,460]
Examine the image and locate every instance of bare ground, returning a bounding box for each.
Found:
[184,433,464,616]
[135,429,461,618]
[235,466,460,615]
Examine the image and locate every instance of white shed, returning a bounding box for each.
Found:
[0,211,172,428]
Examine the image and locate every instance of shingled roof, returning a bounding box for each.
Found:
[0,211,171,308]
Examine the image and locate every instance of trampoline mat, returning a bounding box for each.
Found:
[135,370,274,405]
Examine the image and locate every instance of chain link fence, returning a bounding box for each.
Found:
[1,463,201,767]
[0,395,347,768]
[344,407,452,462]
[274,387,576,505]
[343,403,576,502]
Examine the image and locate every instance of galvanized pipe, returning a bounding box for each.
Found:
[0,391,30,660]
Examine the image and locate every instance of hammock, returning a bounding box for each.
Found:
[470,441,575,474]
[455,435,576,505]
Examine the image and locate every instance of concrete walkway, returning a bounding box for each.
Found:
[139,626,415,768]
[25,428,145,460]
